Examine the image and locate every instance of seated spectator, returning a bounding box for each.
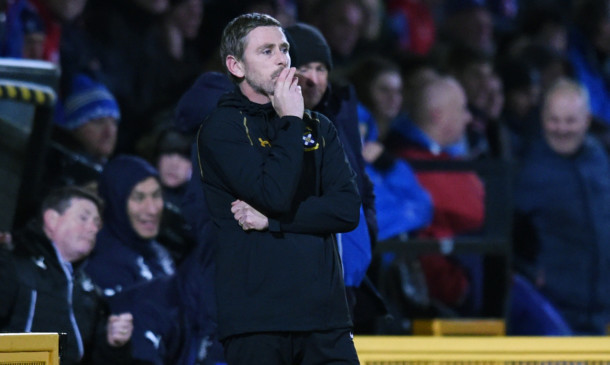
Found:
[516,3,568,56]
[82,0,203,153]
[567,0,610,126]
[152,126,198,264]
[45,73,120,191]
[348,56,404,141]
[358,104,433,241]
[386,76,485,314]
[85,155,175,297]
[386,0,437,56]
[513,78,610,334]
[304,0,366,70]
[162,0,204,62]
[109,230,225,365]
[444,45,510,159]
[1,0,46,59]
[153,127,193,208]
[346,55,433,241]
[498,58,543,159]
[0,186,133,365]
[2,0,87,63]
[437,0,496,57]
[387,76,484,238]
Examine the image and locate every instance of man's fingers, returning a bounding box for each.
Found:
[278,67,296,92]
[275,67,290,90]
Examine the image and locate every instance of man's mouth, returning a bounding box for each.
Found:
[271,68,284,79]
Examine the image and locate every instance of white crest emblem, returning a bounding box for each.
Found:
[137,256,153,280]
[303,132,316,147]
[145,330,162,349]
[302,127,319,151]
[81,277,95,292]
[32,256,46,270]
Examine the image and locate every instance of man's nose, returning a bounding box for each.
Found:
[300,71,317,85]
[143,197,160,214]
[277,51,289,66]
[87,220,100,234]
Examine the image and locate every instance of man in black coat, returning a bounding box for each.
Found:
[197,13,361,365]
[284,23,381,326]
[0,186,133,365]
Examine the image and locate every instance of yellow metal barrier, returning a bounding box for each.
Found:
[354,336,610,364]
[412,319,505,336]
[0,333,60,365]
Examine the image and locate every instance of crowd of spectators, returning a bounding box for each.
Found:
[2,0,610,362]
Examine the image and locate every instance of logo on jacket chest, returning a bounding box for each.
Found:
[255,128,319,151]
[303,126,319,151]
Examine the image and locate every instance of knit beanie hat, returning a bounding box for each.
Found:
[57,74,121,130]
[284,23,333,71]
[154,128,192,161]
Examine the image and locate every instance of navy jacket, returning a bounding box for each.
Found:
[197,89,360,339]
[86,155,175,296]
[514,135,610,334]
[314,84,377,248]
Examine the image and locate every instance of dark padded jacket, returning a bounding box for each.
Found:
[0,221,131,365]
[197,89,360,340]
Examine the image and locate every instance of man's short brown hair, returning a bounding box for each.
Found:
[219,13,282,82]
[40,185,103,220]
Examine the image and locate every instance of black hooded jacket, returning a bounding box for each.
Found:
[197,89,361,339]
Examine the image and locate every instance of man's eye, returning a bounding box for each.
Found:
[262,49,272,55]
[131,195,144,203]
[281,47,289,54]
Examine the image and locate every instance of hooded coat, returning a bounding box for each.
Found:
[85,155,175,296]
[197,89,361,340]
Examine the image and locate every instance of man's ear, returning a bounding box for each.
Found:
[43,209,59,234]
[226,55,245,79]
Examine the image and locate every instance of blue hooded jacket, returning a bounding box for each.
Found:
[86,155,175,296]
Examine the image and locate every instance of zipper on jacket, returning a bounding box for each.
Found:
[24,290,37,332]
[58,257,85,359]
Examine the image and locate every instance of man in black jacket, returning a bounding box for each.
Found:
[284,22,381,329]
[0,186,133,365]
[197,12,361,365]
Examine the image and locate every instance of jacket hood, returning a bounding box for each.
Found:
[12,219,70,269]
[174,72,234,134]
[217,89,276,118]
[98,155,160,249]
[14,219,53,256]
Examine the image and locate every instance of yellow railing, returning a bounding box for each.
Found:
[412,319,505,336]
[354,336,610,364]
[0,333,60,365]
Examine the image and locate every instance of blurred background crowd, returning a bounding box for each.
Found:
[2,0,610,363]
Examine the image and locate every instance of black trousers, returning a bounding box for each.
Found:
[222,328,360,365]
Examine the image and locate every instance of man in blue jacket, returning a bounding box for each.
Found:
[513,78,610,334]
[198,13,361,364]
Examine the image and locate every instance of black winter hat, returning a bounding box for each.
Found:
[284,23,333,71]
